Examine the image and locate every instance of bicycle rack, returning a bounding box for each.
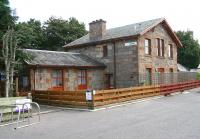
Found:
[0,105,27,127]
[0,101,40,129]
[15,102,40,129]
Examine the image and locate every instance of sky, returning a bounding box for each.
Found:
[10,0,200,42]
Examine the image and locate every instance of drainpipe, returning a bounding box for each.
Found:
[33,68,36,91]
[113,41,116,88]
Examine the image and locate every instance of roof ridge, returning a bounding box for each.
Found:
[24,49,79,54]
[106,18,163,31]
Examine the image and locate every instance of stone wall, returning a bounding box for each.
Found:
[138,24,178,75]
[114,40,139,87]
[87,69,105,90]
[66,23,179,88]
[68,38,139,88]
[29,68,104,91]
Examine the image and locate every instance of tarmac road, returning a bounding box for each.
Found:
[1,89,200,139]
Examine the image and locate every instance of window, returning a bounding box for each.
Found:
[156,38,160,56]
[78,70,87,90]
[156,39,164,57]
[96,45,108,58]
[145,39,151,55]
[52,70,62,87]
[22,76,28,88]
[157,68,164,73]
[161,39,164,57]
[96,46,103,58]
[145,68,152,85]
[103,45,108,57]
[168,44,173,58]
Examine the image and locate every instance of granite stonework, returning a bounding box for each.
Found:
[138,24,178,74]
[67,20,178,89]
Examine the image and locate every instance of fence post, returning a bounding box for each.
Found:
[15,76,19,97]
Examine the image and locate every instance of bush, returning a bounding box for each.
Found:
[196,72,200,80]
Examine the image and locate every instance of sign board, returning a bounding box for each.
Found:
[124,41,137,47]
[86,91,92,101]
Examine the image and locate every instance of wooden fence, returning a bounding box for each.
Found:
[160,80,200,95]
[31,80,200,109]
[32,90,93,108]
[93,85,160,107]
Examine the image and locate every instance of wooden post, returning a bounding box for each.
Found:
[15,76,19,97]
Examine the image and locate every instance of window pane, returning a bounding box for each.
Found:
[103,45,108,57]
[145,39,151,54]
[52,70,62,86]
[168,44,171,57]
[157,39,160,56]
[82,78,86,84]
[161,39,164,57]
[78,70,87,85]
[145,39,149,46]
[145,46,149,54]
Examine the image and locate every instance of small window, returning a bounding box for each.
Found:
[52,70,62,87]
[22,76,28,88]
[168,44,173,58]
[156,38,160,56]
[96,46,103,58]
[103,45,108,57]
[156,39,164,57]
[157,68,164,73]
[161,39,164,57]
[78,70,87,86]
[145,39,151,55]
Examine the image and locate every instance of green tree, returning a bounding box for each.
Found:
[0,0,17,71]
[42,17,87,51]
[15,19,43,49]
[0,0,16,42]
[176,30,200,69]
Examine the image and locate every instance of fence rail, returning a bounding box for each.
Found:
[32,90,92,108]
[93,85,160,107]
[31,80,200,109]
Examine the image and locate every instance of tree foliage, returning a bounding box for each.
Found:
[15,19,43,49]
[0,0,17,42]
[176,30,200,69]
[42,17,87,51]
[14,17,87,51]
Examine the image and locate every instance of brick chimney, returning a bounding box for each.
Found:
[89,19,106,40]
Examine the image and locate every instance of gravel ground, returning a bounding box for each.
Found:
[1,89,200,139]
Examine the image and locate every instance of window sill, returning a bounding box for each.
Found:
[145,54,152,58]
[168,57,173,60]
[156,56,165,59]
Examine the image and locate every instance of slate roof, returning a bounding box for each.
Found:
[64,18,164,48]
[23,49,105,68]
[64,18,182,48]
[177,63,189,72]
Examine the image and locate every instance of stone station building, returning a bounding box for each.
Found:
[21,18,182,91]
